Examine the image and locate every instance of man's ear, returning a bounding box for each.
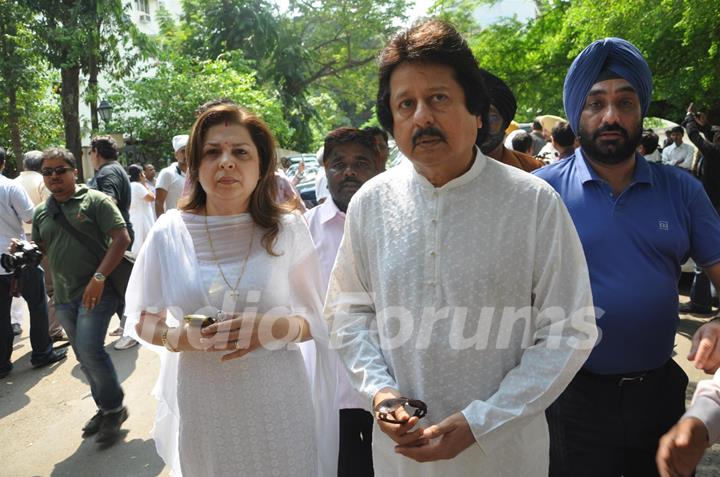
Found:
[476,116,483,129]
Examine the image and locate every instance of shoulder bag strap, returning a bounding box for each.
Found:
[48,196,106,261]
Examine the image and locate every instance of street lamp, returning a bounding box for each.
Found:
[98,99,113,124]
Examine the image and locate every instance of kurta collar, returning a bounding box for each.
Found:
[317,197,345,224]
[410,146,488,192]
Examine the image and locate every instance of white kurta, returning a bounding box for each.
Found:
[125,210,339,477]
[128,181,155,257]
[325,150,597,476]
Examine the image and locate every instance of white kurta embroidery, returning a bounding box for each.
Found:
[325,150,598,476]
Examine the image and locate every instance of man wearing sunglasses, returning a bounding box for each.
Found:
[0,147,67,379]
[30,148,131,446]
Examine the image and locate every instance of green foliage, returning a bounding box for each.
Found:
[464,0,720,123]
[106,54,291,165]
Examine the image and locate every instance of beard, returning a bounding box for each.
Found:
[479,130,505,154]
[578,122,642,165]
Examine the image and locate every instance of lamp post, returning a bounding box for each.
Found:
[98,99,113,126]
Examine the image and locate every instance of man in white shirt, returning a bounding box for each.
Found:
[155,135,188,217]
[305,127,381,476]
[662,126,695,169]
[324,20,597,477]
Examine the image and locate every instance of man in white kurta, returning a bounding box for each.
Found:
[324,20,598,476]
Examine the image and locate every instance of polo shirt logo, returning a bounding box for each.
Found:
[659,220,669,231]
[76,213,86,222]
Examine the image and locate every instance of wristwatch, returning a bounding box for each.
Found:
[93,272,106,282]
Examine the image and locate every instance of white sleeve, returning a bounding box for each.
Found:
[461,191,598,454]
[324,201,399,408]
[683,369,720,444]
[11,183,35,222]
[155,168,171,191]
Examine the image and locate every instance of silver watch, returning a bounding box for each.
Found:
[93,272,106,282]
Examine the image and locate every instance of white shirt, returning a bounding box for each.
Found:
[662,142,695,169]
[14,170,48,234]
[155,162,186,211]
[314,167,330,202]
[325,150,597,476]
[0,174,34,275]
[305,199,366,410]
[683,369,720,444]
[643,149,662,163]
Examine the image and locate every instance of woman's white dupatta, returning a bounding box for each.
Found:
[125,210,339,476]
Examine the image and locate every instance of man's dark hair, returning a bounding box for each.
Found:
[196,98,237,117]
[324,127,378,165]
[511,132,533,153]
[91,135,119,160]
[42,147,76,168]
[640,129,659,154]
[671,125,684,136]
[376,19,489,142]
[364,126,389,143]
[0,146,5,167]
[551,122,576,148]
[532,120,542,131]
[23,150,44,172]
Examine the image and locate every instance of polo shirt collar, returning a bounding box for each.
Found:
[317,197,345,224]
[575,149,654,186]
[46,185,89,217]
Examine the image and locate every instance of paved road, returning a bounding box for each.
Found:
[2,301,720,476]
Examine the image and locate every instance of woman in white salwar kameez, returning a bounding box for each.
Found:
[125,104,338,477]
[127,164,155,257]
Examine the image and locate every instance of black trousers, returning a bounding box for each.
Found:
[338,408,374,477]
[546,360,688,477]
[0,266,53,374]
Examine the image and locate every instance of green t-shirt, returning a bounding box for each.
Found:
[32,185,127,304]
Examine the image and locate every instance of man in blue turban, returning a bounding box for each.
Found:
[535,38,720,476]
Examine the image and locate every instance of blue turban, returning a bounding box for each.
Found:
[563,37,653,133]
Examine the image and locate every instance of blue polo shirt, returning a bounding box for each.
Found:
[534,151,720,374]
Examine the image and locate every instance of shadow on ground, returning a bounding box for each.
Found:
[51,436,164,477]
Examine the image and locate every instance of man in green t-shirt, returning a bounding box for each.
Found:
[30,147,131,447]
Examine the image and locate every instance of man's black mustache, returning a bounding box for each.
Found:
[593,124,629,140]
[412,127,448,149]
[339,178,362,188]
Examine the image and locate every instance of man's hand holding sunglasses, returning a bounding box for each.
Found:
[373,387,429,448]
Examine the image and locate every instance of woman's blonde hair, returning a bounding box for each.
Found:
[180,103,288,254]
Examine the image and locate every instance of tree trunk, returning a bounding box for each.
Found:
[60,65,84,179]
[7,86,23,171]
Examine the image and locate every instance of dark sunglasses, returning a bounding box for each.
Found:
[374,397,427,424]
[41,166,73,177]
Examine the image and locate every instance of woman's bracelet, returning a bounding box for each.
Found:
[161,327,178,352]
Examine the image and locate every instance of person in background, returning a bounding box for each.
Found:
[143,163,157,194]
[510,131,534,155]
[1,147,67,379]
[155,135,188,217]
[662,126,694,170]
[305,127,381,476]
[32,147,130,444]
[14,150,67,342]
[530,119,547,156]
[678,105,720,314]
[550,121,577,161]
[638,129,661,163]
[477,70,544,172]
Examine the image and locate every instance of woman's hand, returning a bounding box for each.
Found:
[199,313,307,361]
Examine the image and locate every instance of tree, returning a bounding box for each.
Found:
[24,0,148,178]
[106,54,291,165]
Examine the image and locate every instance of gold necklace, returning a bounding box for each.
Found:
[204,211,255,299]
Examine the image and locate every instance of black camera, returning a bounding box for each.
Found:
[1,240,43,274]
